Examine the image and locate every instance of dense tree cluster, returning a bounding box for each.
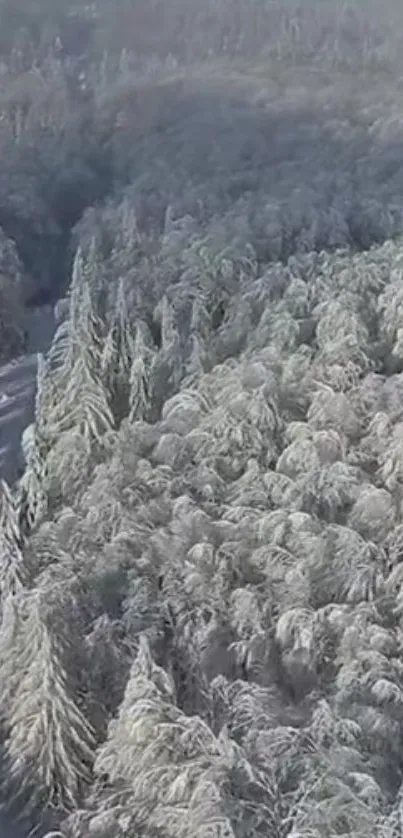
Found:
[2,193,403,836]
[3,1,403,837]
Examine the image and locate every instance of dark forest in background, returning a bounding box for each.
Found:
[1,0,403,357]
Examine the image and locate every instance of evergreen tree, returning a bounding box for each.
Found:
[2,590,96,818]
[0,479,26,599]
[88,635,234,838]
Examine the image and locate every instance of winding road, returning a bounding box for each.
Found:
[0,306,55,484]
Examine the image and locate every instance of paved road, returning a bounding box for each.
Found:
[0,306,55,484]
[0,811,26,838]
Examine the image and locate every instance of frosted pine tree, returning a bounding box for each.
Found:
[47,246,87,377]
[2,590,96,817]
[89,634,234,838]
[17,423,48,536]
[183,295,212,386]
[44,274,113,499]
[128,323,154,423]
[102,277,137,424]
[0,593,24,720]
[149,295,183,419]
[0,479,26,599]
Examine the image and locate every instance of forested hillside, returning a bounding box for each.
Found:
[3,2,403,837]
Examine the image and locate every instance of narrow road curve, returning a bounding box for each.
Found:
[0,305,55,483]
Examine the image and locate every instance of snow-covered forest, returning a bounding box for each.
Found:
[3,1,403,836]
